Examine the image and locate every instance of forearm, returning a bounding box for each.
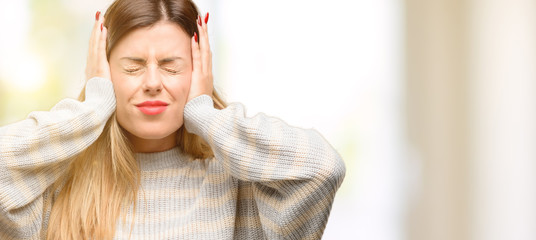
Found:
[184,95,345,184]
[184,95,346,238]
[0,77,115,212]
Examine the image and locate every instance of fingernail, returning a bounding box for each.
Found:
[204,12,209,24]
[198,16,202,26]
[194,32,198,42]
[100,23,103,31]
[96,11,101,21]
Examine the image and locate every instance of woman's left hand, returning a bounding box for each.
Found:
[188,12,213,103]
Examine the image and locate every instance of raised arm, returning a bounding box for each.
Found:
[0,12,111,239]
[184,95,345,238]
[186,15,345,239]
[0,77,115,208]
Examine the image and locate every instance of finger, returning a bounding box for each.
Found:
[95,17,105,56]
[198,14,210,52]
[98,17,107,56]
[89,13,104,68]
[87,11,103,78]
[88,12,99,61]
[90,12,103,50]
[98,23,109,69]
[197,13,212,74]
[88,11,100,47]
[191,32,202,73]
[204,13,212,76]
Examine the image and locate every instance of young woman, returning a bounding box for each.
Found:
[0,0,345,239]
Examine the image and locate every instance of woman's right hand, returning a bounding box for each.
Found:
[85,11,111,81]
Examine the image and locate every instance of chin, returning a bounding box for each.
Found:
[131,126,179,139]
[133,131,173,140]
[116,110,184,143]
[119,120,181,140]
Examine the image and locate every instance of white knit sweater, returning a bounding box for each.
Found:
[0,77,346,239]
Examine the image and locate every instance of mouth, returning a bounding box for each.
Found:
[135,101,169,115]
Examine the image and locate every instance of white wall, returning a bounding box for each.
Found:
[469,0,536,239]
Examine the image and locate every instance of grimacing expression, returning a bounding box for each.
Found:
[109,21,192,146]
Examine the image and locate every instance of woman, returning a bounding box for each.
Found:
[0,0,345,239]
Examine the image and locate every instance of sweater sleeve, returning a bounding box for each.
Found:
[184,95,346,239]
[0,77,115,239]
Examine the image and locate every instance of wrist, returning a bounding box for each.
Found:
[183,95,217,137]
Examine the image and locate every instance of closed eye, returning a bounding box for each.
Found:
[124,68,141,73]
[162,67,181,74]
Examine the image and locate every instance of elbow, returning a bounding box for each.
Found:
[313,151,346,191]
[327,153,346,188]
[314,131,346,187]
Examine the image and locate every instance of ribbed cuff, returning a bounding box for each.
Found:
[85,77,116,122]
[183,95,219,139]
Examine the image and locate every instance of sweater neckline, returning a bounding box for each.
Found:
[135,146,189,171]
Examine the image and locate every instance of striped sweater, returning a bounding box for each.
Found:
[0,77,346,239]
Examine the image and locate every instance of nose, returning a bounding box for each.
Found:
[142,65,163,94]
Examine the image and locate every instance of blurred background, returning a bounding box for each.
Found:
[0,0,535,239]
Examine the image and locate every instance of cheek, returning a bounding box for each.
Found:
[110,67,126,96]
[110,71,138,117]
[165,75,191,101]
[110,76,132,103]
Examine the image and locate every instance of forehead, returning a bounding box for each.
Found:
[111,21,191,58]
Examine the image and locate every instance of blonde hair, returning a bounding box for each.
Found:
[46,0,226,239]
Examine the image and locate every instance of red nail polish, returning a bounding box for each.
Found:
[100,23,103,31]
[205,12,209,24]
[96,11,101,21]
[198,16,202,26]
[194,32,198,42]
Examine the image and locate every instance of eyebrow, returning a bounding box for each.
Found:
[120,57,145,64]
[119,56,183,64]
[159,57,183,64]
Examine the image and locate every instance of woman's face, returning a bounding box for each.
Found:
[109,21,192,152]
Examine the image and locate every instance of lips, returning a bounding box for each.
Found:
[136,101,169,115]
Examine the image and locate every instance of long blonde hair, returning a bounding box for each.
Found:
[46,0,226,239]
